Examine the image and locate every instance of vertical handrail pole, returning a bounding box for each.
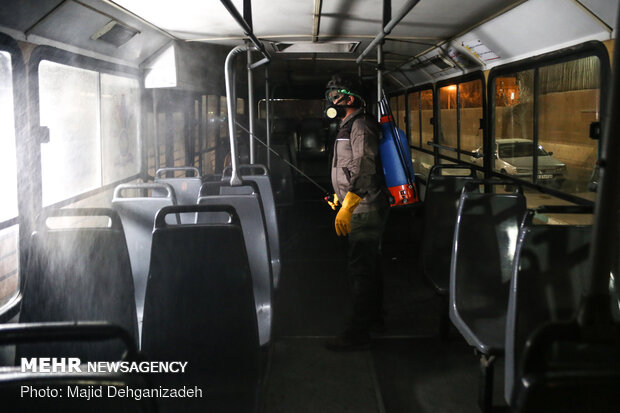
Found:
[377,43,383,122]
[265,65,271,170]
[247,42,256,164]
[225,44,247,185]
[152,89,160,172]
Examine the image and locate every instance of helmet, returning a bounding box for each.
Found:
[325,74,364,105]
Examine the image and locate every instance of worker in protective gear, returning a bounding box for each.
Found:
[324,74,390,351]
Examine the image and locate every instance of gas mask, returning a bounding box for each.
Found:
[324,90,350,119]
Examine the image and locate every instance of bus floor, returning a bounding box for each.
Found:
[265,193,510,413]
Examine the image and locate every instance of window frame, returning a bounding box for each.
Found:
[434,71,486,168]
[28,46,143,211]
[487,40,610,205]
[0,33,26,320]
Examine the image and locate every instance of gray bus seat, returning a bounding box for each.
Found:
[449,181,527,412]
[141,205,260,413]
[0,322,154,412]
[511,321,620,413]
[19,208,138,361]
[423,164,478,295]
[197,193,273,346]
[505,221,592,404]
[155,167,202,222]
[112,182,177,343]
[222,165,282,288]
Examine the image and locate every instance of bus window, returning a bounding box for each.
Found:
[0,50,18,307]
[100,73,140,185]
[39,61,100,206]
[493,70,535,182]
[459,79,483,157]
[39,60,140,206]
[538,56,600,198]
[408,88,434,180]
[439,84,457,158]
[204,95,218,175]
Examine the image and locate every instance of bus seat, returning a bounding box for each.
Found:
[112,182,177,344]
[511,320,620,413]
[422,164,478,337]
[141,205,260,413]
[504,224,592,403]
[18,208,138,361]
[0,322,155,412]
[197,193,273,346]
[155,167,202,222]
[222,165,282,288]
[298,118,326,156]
[449,181,527,412]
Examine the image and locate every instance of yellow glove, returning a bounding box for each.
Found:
[335,192,362,236]
[327,193,340,210]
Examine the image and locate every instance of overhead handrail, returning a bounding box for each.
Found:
[219,0,271,63]
[355,0,421,64]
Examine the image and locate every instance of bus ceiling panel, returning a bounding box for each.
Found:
[452,0,615,70]
[579,0,619,30]
[0,0,170,66]
[320,0,522,40]
[111,0,314,44]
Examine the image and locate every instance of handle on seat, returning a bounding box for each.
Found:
[155,166,200,179]
[39,208,123,231]
[429,163,477,177]
[154,204,239,228]
[113,182,177,202]
[222,163,269,177]
[0,321,139,360]
[463,179,524,195]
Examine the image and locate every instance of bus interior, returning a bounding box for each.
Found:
[0,0,619,412]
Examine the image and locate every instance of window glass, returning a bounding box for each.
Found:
[411,147,435,181]
[0,51,17,221]
[0,50,19,308]
[408,92,421,147]
[459,79,483,155]
[420,90,434,150]
[493,70,535,182]
[538,56,600,196]
[204,95,218,174]
[100,73,140,184]
[173,112,186,172]
[39,60,101,206]
[439,85,457,158]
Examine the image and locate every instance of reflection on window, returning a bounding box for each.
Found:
[0,51,17,222]
[39,60,140,206]
[408,89,433,150]
[538,56,600,195]
[493,70,535,182]
[101,74,140,184]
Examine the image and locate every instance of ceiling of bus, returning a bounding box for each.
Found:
[0,0,617,92]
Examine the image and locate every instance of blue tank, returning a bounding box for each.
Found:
[379,116,419,206]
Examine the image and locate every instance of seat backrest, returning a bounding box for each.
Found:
[18,209,137,361]
[299,118,326,153]
[197,193,272,346]
[141,205,259,407]
[422,164,478,294]
[112,183,177,341]
[220,167,282,288]
[449,185,527,353]
[154,167,202,217]
[504,224,591,402]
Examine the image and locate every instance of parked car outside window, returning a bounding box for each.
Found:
[471,138,566,185]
